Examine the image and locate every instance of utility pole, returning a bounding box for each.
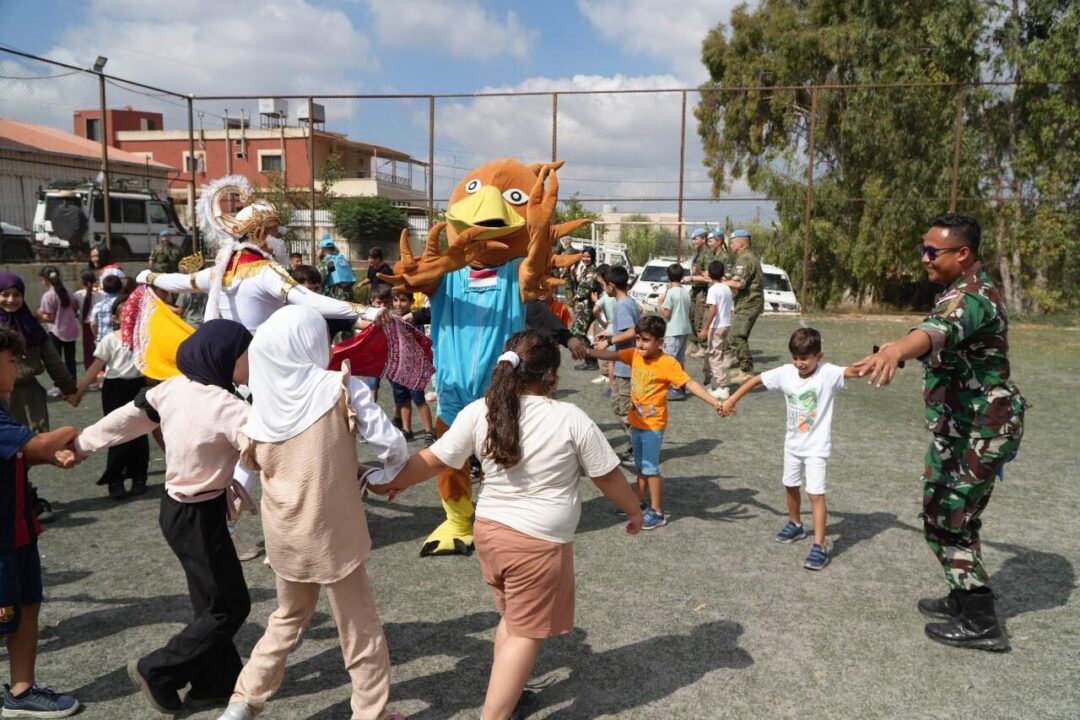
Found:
[93,56,111,250]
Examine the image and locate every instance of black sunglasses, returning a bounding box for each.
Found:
[917,245,965,261]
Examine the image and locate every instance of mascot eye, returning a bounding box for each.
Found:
[465,179,482,193]
[502,188,527,205]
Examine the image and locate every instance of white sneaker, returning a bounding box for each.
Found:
[47,387,63,398]
[709,386,730,400]
[216,702,255,720]
[590,376,609,384]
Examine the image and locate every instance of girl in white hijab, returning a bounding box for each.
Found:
[217,306,408,720]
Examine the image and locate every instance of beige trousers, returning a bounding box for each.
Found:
[704,326,735,388]
[231,563,391,720]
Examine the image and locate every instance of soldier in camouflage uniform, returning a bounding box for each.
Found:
[687,228,713,357]
[854,213,1025,653]
[724,229,764,380]
[149,230,183,274]
[568,246,601,370]
[707,229,732,278]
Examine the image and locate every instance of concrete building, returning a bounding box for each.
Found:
[0,117,173,228]
[72,106,429,226]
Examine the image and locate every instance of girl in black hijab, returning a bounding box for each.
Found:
[72,319,256,714]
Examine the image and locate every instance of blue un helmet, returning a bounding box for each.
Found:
[690,227,707,239]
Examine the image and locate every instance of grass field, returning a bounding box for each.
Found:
[11,314,1078,719]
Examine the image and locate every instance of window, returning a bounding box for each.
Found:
[259,152,283,172]
[147,203,170,224]
[140,118,157,131]
[92,197,122,223]
[121,199,146,225]
[182,151,206,174]
[85,118,100,141]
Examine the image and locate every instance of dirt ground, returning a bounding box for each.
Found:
[11,315,1078,719]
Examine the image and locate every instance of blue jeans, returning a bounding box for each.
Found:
[630,427,665,476]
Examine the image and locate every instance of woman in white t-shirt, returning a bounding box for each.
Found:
[73,296,148,499]
[385,330,643,720]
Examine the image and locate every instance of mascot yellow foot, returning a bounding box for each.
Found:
[420,495,475,557]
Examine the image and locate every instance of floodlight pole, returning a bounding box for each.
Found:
[801,86,817,307]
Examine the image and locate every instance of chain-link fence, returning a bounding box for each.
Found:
[2,47,1075,313]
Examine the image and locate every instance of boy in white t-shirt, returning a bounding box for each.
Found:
[698,260,734,399]
[721,328,860,570]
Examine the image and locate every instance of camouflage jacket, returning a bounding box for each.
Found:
[689,246,714,292]
[150,243,182,273]
[568,263,600,304]
[730,249,764,310]
[914,262,1026,438]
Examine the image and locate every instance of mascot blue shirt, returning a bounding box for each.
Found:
[430,257,525,425]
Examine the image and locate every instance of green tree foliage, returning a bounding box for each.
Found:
[619,214,679,266]
[332,197,408,253]
[696,0,1079,313]
[553,193,599,239]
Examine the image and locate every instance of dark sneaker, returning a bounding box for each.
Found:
[127,659,182,714]
[403,430,415,442]
[28,484,54,524]
[804,543,829,570]
[614,501,648,517]
[2,683,80,717]
[618,450,635,468]
[775,521,806,543]
[642,508,667,530]
[108,481,127,501]
[130,478,148,496]
[423,431,436,446]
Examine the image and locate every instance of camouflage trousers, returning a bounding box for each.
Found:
[922,431,1022,591]
[569,299,594,344]
[728,304,763,374]
[689,290,708,350]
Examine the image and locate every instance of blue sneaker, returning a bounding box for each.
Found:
[775,521,806,543]
[2,683,80,717]
[642,508,667,530]
[804,543,830,570]
[614,501,648,517]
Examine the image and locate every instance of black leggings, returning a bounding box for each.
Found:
[49,334,77,380]
[98,376,149,486]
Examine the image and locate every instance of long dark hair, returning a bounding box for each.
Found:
[79,270,96,320]
[88,244,113,270]
[39,265,71,308]
[482,330,561,469]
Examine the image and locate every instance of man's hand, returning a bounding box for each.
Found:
[852,343,902,388]
[698,329,708,341]
[567,337,589,361]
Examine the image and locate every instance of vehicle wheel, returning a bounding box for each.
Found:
[109,238,132,261]
[0,240,34,262]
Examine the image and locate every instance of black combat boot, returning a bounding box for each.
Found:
[924,587,1010,652]
[917,588,961,620]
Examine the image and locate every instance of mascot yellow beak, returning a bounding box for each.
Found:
[446,185,526,240]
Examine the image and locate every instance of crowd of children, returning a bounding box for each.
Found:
[0,240,896,719]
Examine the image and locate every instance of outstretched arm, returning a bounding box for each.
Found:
[382,448,448,493]
[683,379,724,414]
[74,402,159,455]
[851,330,931,387]
[138,267,213,294]
[720,374,764,416]
[23,426,80,467]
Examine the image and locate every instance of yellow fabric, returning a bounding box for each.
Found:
[142,295,195,380]
[617,349,692,431]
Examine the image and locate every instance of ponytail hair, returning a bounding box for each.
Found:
[39,265,71,308]
[482,329,561,469]
[79,270,96,319]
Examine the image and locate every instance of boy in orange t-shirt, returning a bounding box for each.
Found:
[588,315,722,528]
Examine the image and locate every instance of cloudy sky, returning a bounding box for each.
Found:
[1,0,769,223]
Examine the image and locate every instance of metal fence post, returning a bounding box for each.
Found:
[308,97,317,260]
[677,90,687,263]
[949,91,964,213]
[187,96,198,252]
[801,85,817,307]
[428,96,435,229]
[551,93,558,162]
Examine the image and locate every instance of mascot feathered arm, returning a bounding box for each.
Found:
[519,161,592,302]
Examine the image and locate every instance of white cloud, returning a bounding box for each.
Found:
[431,73,765,223]
[365,0,536,60]
[577,0,747,84]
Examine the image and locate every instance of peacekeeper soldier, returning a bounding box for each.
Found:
[707,229,732,278]
[686,227,713,357]
[149,229,183,274]
[853,212,1026,653]
[724,228,764,380]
